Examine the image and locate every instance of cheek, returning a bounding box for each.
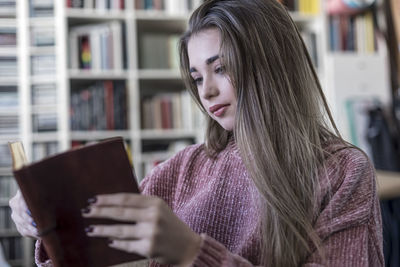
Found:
[198,96,210,115]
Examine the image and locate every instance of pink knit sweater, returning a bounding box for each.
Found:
[35,140,384,266]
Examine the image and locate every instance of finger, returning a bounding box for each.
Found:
[9,191,39,239]
[11,211,39,238]
[8,190,21,210]
[22,224,39,238]
[87,222,153,239]
[91,193,158,208]
[10,196,35,226]
[10,191,27,215]
[82,206,152,222]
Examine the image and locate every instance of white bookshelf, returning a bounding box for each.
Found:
[8,0,207,180]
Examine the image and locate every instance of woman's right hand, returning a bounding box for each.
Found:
[9,190,39,239]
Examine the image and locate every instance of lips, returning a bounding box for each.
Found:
[209,104,229,117]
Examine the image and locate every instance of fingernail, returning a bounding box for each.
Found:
[81,207,91,214]
[84,226,93,233]
[87,197,97,204]
[32,221,37,227]
[26,209,32,216]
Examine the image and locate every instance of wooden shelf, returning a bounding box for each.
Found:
[377,171,400,200]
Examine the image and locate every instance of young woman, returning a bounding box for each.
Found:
[9,0,383,266]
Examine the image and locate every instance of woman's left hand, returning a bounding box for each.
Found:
[82,193,201,266]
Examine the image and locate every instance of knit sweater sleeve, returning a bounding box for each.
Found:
[190,147,384,267]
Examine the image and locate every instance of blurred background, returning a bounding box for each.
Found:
[0,0,399,266]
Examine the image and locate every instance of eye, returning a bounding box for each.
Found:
[192,77,203,86]
[215,65,226,74]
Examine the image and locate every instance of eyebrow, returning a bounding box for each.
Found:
[189,54,220,73]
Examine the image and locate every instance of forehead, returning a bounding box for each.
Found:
[187,28,221,67]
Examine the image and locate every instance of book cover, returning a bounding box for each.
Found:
[9,137,143,267]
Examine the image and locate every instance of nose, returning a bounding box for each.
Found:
[200,76,219,100]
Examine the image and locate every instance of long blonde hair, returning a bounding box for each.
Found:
[179,0,343,265]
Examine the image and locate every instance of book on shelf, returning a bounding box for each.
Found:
[134,0,203,13]
[345,98,376,159]
[29,0,53,17]
[0,86,17,107]
[0,175,17,201]
[0,144,12,167]
[69,21,125,71]
[0,27,16,46]
[0,0,16,17]
[32,142,58,162]
[300,30,318,68]
[0,1,16,8]
[8,137,143,266]
[70,80,127,131]
[327,0,375,15]
[0,115,18,135]
[135,0,164,10]
[67,0,125,10]
[31,84,57,106]
[0,56,17,77]
[140,139,192,178]
[390,0,400,46]
[31,55,56,76]
[278,0,319,15]
[141,90,195,130]
[32,113,58,132]
[67,0,84,8]
[0,236,23,262]
[30,25,55,47]
[329,9,377,53]
[389,0,400,81]
[0,206,15,231]
[139,32,180,70]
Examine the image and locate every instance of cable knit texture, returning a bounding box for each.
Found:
[35,140,383,267]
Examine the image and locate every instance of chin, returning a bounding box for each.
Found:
[219,122,234,131]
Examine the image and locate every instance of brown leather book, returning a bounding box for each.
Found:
[9,137,143,267]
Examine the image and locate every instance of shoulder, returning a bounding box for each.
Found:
[139,143,207,189]
[316,140,377,233]
[156,142,207,171]
[322,141,375,191]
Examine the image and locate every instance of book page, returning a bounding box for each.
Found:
[8,141,28,170]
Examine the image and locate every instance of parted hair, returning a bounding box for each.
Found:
[179,0,343,266]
